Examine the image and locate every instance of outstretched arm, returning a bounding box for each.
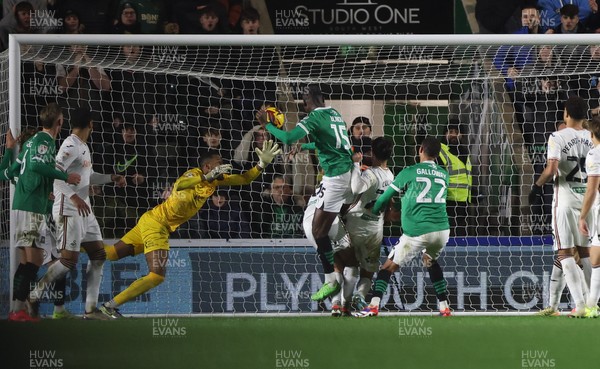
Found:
[351,163,379,196]
[216,140,282,186]
[301,142,316,151]
[372,185,398,215]
[175,165,229,191]
[176,174,203,191]
[31,160,69,181]
[175,165,262,190]
[265,123,307,145]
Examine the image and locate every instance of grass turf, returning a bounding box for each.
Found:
[2,315,598,369]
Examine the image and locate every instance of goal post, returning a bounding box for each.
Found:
[2,33,598,316]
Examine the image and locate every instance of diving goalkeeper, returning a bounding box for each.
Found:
[99,140,281,318]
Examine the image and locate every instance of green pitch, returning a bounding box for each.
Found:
[2,316,598,369]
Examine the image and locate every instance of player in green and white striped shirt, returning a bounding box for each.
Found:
[355,136,452,317]
[259,85,354,301]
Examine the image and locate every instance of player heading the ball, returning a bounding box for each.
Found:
[257,85,354,302]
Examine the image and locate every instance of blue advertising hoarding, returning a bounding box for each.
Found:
[1,237,564,316]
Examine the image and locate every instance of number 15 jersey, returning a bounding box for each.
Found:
[547,127,593,209]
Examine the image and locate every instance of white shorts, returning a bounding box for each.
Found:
[388,229,450,267]
[314,171,353,213]
[345,215,383,273]
[303,201,350,253]
[54,212,103,252]
[41,215,58,264]
[13,210,47,248]
[552,206,591,250]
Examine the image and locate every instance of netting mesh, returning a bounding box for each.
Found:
[4,37,599,314]
[0,51,9,317]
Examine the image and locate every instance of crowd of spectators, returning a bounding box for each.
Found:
[485,0,600,233]
[9,1,600,238]
[0,0,252,43]
[3,0,326,239]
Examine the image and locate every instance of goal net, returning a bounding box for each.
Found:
[2,34,598,316]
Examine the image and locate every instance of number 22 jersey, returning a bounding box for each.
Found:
[389,161,449,237]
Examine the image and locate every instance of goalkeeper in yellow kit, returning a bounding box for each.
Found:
[99,140,281,318]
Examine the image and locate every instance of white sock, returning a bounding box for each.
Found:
[439,300,449,310]
[578,266,589,306]
[53,305,65,313]
[30,261,71,302]
[342,267,359,305]
[370,296,381,307]
[561,257,585,311]
[324,272,337,284]
[331,272,343,305]
[580,257,592,289]
[85,260,105,313]
[356,277,371,298]
[549,264,565,310]
[587,267,600,308]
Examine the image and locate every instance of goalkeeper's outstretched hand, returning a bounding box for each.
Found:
[205,164,233,182]
[256,140,282,169]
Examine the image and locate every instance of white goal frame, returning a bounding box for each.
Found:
[6,33,596,314]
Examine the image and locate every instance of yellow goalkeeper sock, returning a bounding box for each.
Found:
[112,272,165,306]
[104,244,119,261]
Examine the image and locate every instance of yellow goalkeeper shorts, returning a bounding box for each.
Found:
[121,212,171,255]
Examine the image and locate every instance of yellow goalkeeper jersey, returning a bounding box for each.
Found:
[146,166,262,232]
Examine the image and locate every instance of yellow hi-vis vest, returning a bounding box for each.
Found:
[438,143,472,202]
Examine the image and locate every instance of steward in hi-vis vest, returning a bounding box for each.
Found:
[438,121,472,237]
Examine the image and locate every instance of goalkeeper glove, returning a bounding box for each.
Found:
[255,140,282,169]
[528,183,543,205]
[204,164,232,182]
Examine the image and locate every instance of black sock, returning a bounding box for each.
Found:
[428,260,448,302]
[53,275,66,306]
[19,262,40,302]
[12,263,27,301]
[315,236,335,274]
[373,269,392,299]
